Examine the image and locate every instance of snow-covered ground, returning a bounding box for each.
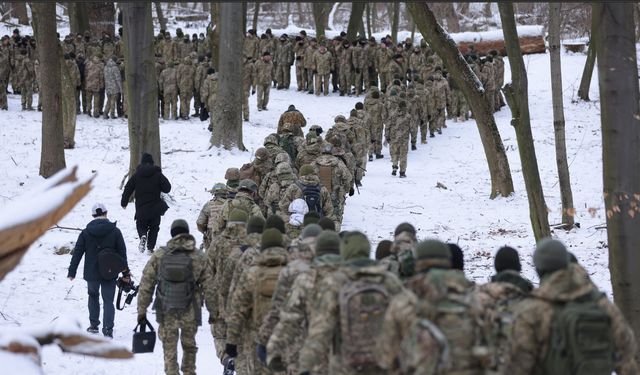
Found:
[0,48,606,373]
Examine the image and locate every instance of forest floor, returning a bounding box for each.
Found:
[0,47,607,373]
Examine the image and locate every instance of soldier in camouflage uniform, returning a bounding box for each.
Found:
[386,101,411,178]
[338,40,353,97]
[159,60,178,120]
[379,222,417,279]
[242,56,255,121]
[296,133,322,170]
[479,56,496,114]
[428,67,449,136]
[505,239,638,375]
[196,183,228,250]
[0,36,10,110]
[193,56,206,117]
[490,50,505,110]
[85,55,104,117]
[176,56,195,119]
[267,230,342,375]
[350,41,366,96]
[303,38,318,94]
[275,35,293,90]
[254,52,273,111]
[298,231,404,375]
[346,109,368,185]
[313,45,332,96]
[225,228,289,375]
[215,179,264,233]
[264,162,297,218]
[293,36,306,92]
[280,164,335,223]
[244,29,260,61]
[207,209,248,360]
[137,220,216,375]
[103,57,122,119]
[200,68,218,130]
[277,105,306,136]
[312,144,352,228]
[364,88,385,159]
[62,54,81,148]
[19,50,34,111]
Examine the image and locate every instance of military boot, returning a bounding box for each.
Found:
[411,144,417,151]
[368,155,373,162]
[399,171,407,178]
[437,129,442,135]
[392,166,398,176]
[376,154,384,159]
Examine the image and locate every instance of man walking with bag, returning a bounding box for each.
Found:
[121,153,172,253]
[67,203,129,338]
[137,219,216,375]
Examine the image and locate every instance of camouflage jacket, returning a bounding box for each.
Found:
[226,246,288,345]
[85,57,104,91]
[159,66,177,94]
[228,233,262,299]
[504,264,638,375]
[103,59,122,95]
[277,109,306,136]
[280,175,334,220]
[196,196,226,244]
[338,46,353,72]
[364,95,384,127]
[65,59,81,88]
[176,58,196,93]
[214,191,265,233]
[386,110,411,146]
[275,40,293,66]
[312,154,352,198]
[253,59,273,86]
[267,253,342,374]
[313,49,333,75]
[264,173,297,216]
[296,141,322,170]
[137,234,215,325]
[243,35,260,60]
[200,73,218,110]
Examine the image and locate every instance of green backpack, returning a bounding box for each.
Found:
[157,249,195,311]
[279,134,298,162]
[539,290,614,375]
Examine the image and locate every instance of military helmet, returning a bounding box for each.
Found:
[276,162,293,176]
[264,133,279,146]
[306,132,318,144]
[238,178,258,193]
[334,115,347,123]
[212,182,228,195]
[225,167,241,181]
[274,152,291,165]
[255,147,269,161]
[299,164,315,176]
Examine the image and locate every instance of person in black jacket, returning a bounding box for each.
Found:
[68,203,129,338]
[121,153,172,253]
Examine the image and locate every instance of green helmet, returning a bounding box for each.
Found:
[238,178,258,193]
[211,182,228,196]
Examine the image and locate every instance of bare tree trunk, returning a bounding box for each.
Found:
[371,2,378,33]
[209,3,220,70]
[242,2,248,33]
[391,2,400,44]
[483,2,493,18]
[69,3,90,35]
[578,10,599,101]
[211,3,245,151]
[346,2,365,42]
[122,3,161,175]
[252,2,260,31]
[443,2,460,32]
[87,2,115,37]
[549,3,575,229]
[499,3,550,241]
[312,3,332,38]
[11,2,29,25]
[595,3,640,360]
[32,3,66,178]
[365,3,372,38]
[154,2,167,31]
[297,2,304,26]
[407,3,514,199]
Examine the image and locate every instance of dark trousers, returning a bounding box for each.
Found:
[87,279,116,329]
[136,215,161,250]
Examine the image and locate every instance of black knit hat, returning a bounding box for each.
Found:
[265,215,286,234]
[494,246,521,273]
[394,222,416,237]
[141,152,154,165]
[318,217,336,231]
[375,240,393,260]
[448,243,464,271]
[170,219,189,237]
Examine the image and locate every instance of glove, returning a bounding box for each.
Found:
[251,89,256,95]
[137,313,146,324]
[269,355,286,372]
[349,187,355,197]
[256,344,267,364]
[225,343,238,358]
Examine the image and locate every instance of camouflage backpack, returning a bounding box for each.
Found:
[316,162,333,193]
[157,248,195,311]
[538,290,614,375]
[252,264,284,326]
[338,274,390,371]
[279,134,298,162]
[399,302,450,375]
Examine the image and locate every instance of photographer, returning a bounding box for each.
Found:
[68,203,129,338]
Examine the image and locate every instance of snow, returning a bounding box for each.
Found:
[450,25,544,43]
[0,25,610,375]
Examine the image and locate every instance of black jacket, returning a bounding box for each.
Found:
[121,163,172,220]
[68,218,128,281]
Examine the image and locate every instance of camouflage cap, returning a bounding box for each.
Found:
[261,228,283,250]
[264,133,279,146]
[533,238,569,275]
[225,167,241,181]
[414,239,451,272]
[315,231,341,256]
[299,164,315,176]
[212,182,228,194]
[255,147,269,161]
[276,162,293,175]
[247,215,266,235]
[341,231,371,261]
[301,223,322,240]
[228,209,248,225]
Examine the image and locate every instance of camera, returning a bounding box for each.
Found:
[116,275,139,310]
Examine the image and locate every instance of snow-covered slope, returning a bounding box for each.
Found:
[0,49,605,373]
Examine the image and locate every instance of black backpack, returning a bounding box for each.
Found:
[94,233,126,280]
[297,182,322,215]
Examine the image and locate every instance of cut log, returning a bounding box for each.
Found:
[451,26,545,56]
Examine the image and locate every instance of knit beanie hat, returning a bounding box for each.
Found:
[247,215,266,235]
[494,246,521,273]
[533,238,569,276]
[301,223,322,240]
[315,231,341,256]
[303,212,322,227]
[395,222,416,237]
[299,164,315,176]
[141,152,154,165]
[340,231,371,261]
[414,239,451,272]
[261,228,283,250]
[375,240,393,260]
[318,217,336,231]
[448,243,464,271]
[265,215,286,234]
[171,219,189,237]
[228,209,248,225]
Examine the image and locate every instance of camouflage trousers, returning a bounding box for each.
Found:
[295,62,305,91]
[429,108,445,134]
[276,63,291,89]
[243,83,252,120]
[390,140,408,173]
[451,89,469,120]
[210,321,227,360]
[256,84,270,109]
[0,78,7,109]
[339,69,352,95]
[163,91,178,120]
[104,93,118,118]
[419,117,429,143]
[305,69,314,92]
[21,81,33,109]
[179,90,192,119]
[193,89,201,114]
[410,117,419,146]
[159,314,199,375]
[354,70,363,96]
[314,73,330,96]
[485,90,495,114]
[62,88,77,148]
[379,72,388,93]
[87,90,101,117]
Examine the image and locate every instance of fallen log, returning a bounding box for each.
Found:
[450,25,546,56]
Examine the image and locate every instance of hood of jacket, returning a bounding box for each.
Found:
[167,233,197,252]
[257,246,288,267]
[490,270,533,293]
[299,175,320,186]
[85,218,117,238]
[533,264,596,303]
[136,163,161,178]
[312,253,342,268]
